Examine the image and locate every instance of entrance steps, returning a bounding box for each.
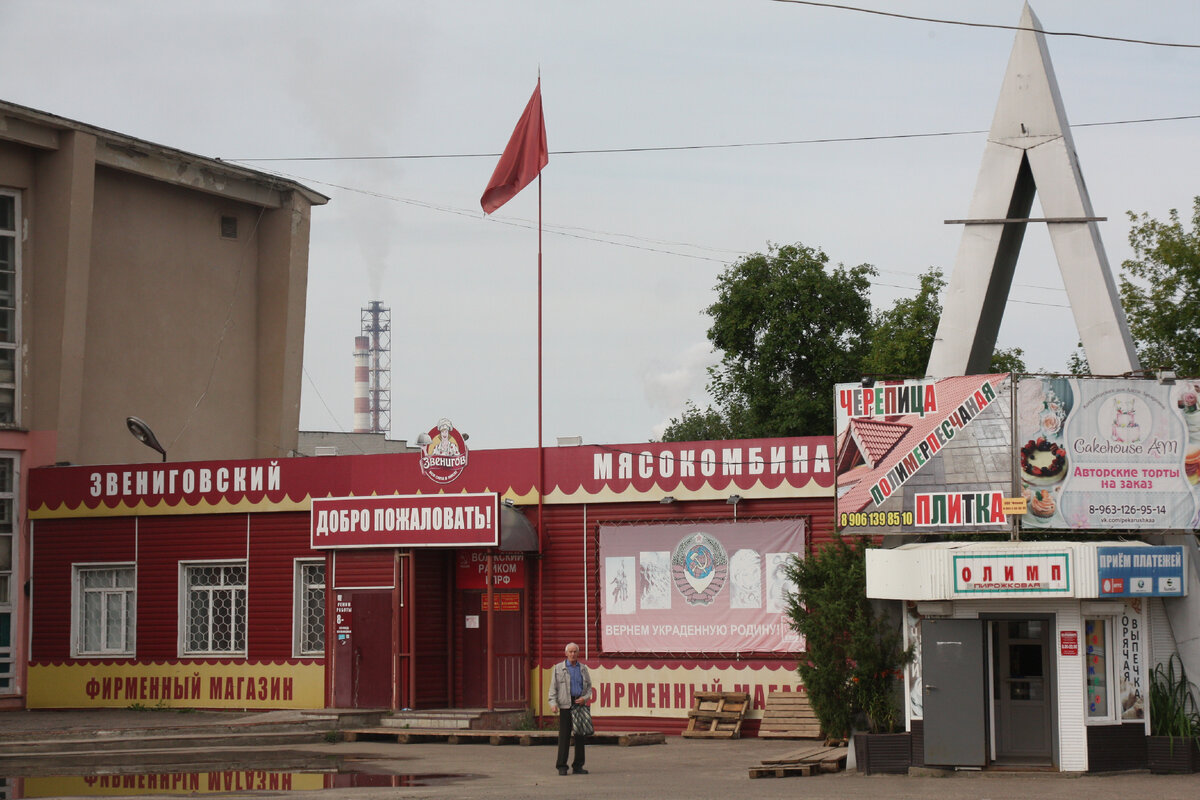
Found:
[381,707,527,731]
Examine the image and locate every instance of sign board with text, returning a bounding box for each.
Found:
[310,493,499,549]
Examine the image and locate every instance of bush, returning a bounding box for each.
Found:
[784,534,911,738]
[1149,654,1200,741]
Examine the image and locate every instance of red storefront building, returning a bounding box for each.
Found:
[26,432,833,732]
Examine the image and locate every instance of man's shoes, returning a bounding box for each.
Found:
[572,768,589,775]
[557,767,568,776]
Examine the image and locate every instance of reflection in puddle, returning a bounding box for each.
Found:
[0,768,469,798]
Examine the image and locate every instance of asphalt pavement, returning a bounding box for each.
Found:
[1,709,1197,800]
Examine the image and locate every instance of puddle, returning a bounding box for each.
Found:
[0,768,470,798]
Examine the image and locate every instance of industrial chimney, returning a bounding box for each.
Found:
[352,301,391,435]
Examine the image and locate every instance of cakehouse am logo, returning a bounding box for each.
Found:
[419,418,469,484]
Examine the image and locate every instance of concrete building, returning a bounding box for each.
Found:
[0,100,327,707]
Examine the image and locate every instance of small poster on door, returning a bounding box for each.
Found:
[465,615,480,629]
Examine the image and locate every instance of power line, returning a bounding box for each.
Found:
[769,1,1200,49]
[226,114,1198,164]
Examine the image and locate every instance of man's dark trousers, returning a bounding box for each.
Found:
[556,705,585,772]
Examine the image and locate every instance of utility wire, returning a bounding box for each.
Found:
[769,0,1200,49]
[227,114,1198,164]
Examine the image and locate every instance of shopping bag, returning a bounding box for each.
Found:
[571,702,593,736]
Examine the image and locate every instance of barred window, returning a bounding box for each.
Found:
[295,560,325,657]
[183,563,246,655]
[74,566,136,656]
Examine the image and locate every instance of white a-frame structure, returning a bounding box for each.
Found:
[926,3,1140,377]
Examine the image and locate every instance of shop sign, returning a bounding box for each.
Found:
[536,662,802,720]
[953,552,1071,595]
[1097,545,1185,597]
[1060,630,1079,656]
[334,594,352,639]
[481,592,521,611]
[24,771,325,796]
[456,550,526,588]
[311,492,499,548]
[26,660,324,709]
[418,417,469,484]
[1016,377,1200,530]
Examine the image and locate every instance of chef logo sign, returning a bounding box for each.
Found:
[672,532,728,606]
[420,417,469,484]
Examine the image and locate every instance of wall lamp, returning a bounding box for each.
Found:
[660,496,676,504]
[1156,370,1177,384]
[860,376,876,388]
[726,494,742,505]
[126,416,167,461]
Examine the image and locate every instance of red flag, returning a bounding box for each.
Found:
[480,81,548,214]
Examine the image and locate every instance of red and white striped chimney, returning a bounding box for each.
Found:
[353,335,371,433]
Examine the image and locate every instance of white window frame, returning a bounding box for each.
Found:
[0,451,16,694]
[71,563,137,657]
[0,189,20,427]
[293,558,325,658]
[179,560,247,657]
[1083,615,1120,724]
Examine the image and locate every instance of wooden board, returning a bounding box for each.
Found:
[759,744,847,774]
[748,764,816,779]
[680,691,749,739]
[757,689,822,739]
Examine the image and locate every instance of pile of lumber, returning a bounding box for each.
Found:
[748,744,848,779]
[757,688,822,739]
[680,691,750,739]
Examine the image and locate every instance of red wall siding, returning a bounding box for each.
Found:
[534,497,835,669]
[30,518,136,660]
[248,512,323,660]
[414,550,451,707]
[332,549,395,588]
[136,514,250,660]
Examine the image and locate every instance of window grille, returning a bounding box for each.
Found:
[184,563,246,654]
[298,561,325,656]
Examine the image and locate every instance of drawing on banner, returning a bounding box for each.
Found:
[729,549,763,609]
[639,551,672,609]
[765,552,795,614]
[606,556,635,614]
[672,532,728,606]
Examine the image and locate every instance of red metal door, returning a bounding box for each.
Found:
[461,590,526,708]
[332,590,393,709]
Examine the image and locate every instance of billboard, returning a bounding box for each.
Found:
[1016,377,1199,530]
[599,519,805,653]
[835,374,1200,534]
[835,374,1014,535]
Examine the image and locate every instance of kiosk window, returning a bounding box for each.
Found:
[1085,618,1111,719]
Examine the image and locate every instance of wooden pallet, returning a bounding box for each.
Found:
[748,744,848,778]
[757,689,822,739]
[680,691,749,739]
[340,728,665,747]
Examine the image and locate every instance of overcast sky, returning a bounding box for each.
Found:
[2,1,1196,450]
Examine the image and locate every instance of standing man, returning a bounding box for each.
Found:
[548,642,591,775]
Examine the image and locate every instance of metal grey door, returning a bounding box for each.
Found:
[922,618,986,766]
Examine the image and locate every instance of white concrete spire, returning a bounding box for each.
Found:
[926,3,1140,377]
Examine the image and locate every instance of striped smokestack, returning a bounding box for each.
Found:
[353,335,371,433]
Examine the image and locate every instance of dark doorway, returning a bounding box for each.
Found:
[992,618,1054,764]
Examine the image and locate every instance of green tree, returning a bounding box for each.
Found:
[1120,198,1200,375]
[662,243,875,441]
[863,268,945,378]
[784,535,911,738]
